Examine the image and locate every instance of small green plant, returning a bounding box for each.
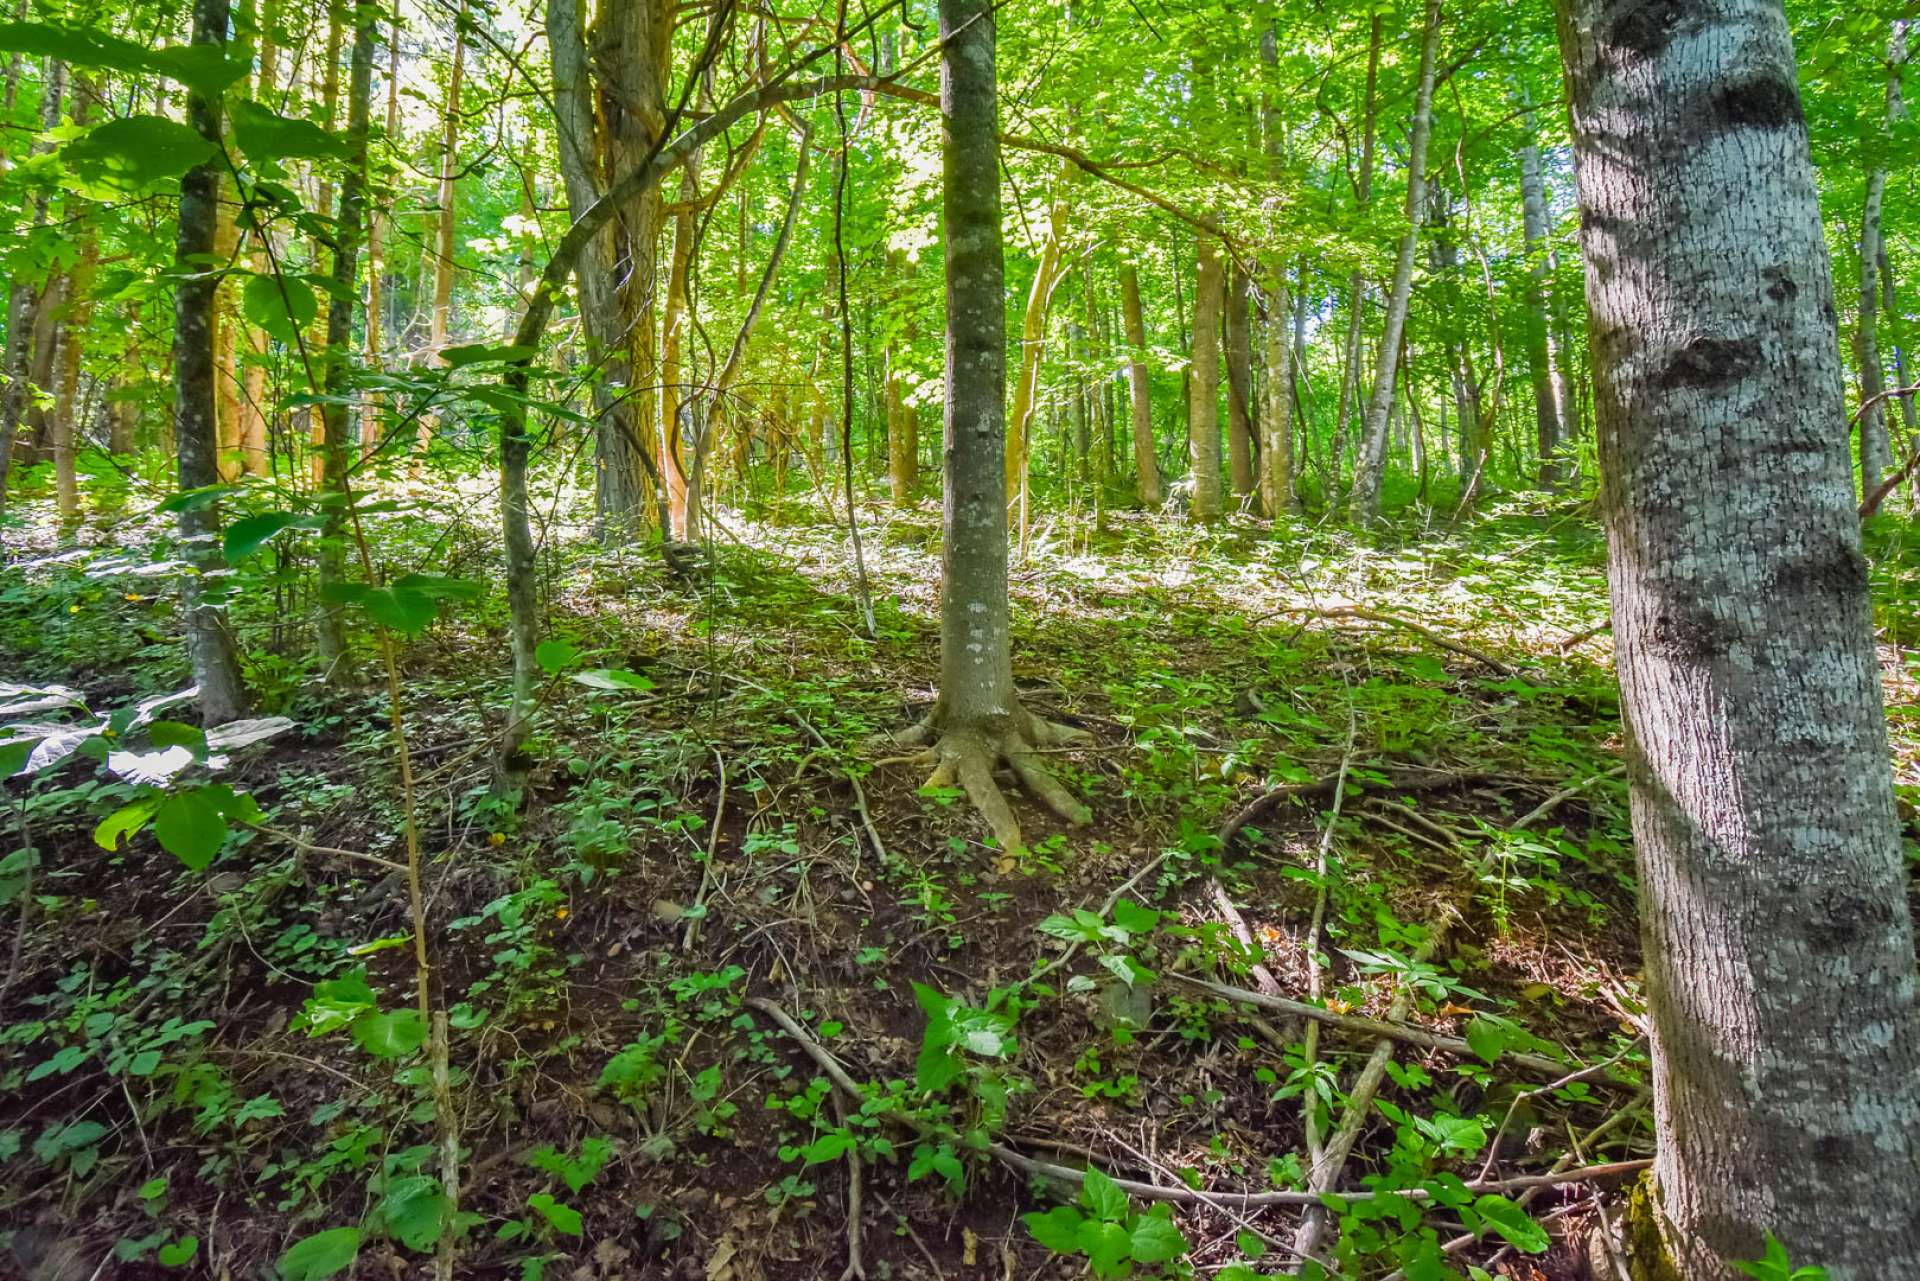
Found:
[1733,1233,1829,1281]
[1022,1167,1190,1278]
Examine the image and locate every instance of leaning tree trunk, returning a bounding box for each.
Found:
[877,0,1090,856]
[1118,262,1161,505]
[174,0,250,727]
[1187,235,1225,522]
[1556,0,1920,1276]
[1349,0,1442,524]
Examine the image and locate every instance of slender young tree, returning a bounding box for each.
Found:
[314,1,376,679]
[882,0,1090,854]
[1187,234,1225,521]
[1557,0,1920,1275]
[1519,125,1565,488]
[1118,261,1161,505]
[174,0,251,726]
[1349,0,1442,523]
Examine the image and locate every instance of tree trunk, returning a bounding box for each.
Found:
[174,0,251,727]
[887,0,1089,856]
[1262,265,1296,516]
[1349,0,1442,524]
[314,1,374,681]
[1226,264,1256,502]
[1855,21,1904,503]
[1119,263,1161,505]
[1557,0,1920,1275]
[1188,236,1225,521]
[0,58,63,511]
[50,75,97,530]
[420,0,469,468]
[660,166,699,538]
[1520,133,1565,488]
[1005,157,1073,526]
[360,17,397,461]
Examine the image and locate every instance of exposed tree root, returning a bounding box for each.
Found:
[883,705,1091,853]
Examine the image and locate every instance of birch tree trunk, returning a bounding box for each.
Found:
[1187,236,1225,522]
[1556,0,1920,1274]
[1350,0,1442,524]
[174,0,251,727]
[1119,262,1161,505]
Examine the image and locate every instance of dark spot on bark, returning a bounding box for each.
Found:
[1805,890,1893,952]
[1647,605,1735,661]
[1769,538,1869,600]
[1607,0,1689,59]
[1710,74,1804,132]
[1812,1134,1855,1165]
[1763,266,1797,303]
[1657,336,1758,390]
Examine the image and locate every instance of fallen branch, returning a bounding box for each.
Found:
[1262,604,1513,675]
[1510,764,1625,832]
[1218,766,1499,848]
[741,995,1646,1214]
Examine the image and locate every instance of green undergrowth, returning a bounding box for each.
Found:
[1,491,1905,1278]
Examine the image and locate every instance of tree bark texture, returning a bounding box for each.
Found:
[1557,0,1920,1274]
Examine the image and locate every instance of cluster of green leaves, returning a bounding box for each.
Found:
[1023,1168,1189,1279]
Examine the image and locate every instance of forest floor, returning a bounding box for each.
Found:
[5,486,1920,1281]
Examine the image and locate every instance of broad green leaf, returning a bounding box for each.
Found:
[1078,1166,1129,1222]
[0,23,248,96]
[349,1008,427,1058]
[1075,1218,1134,1278]
[229,100,350,168]
[146,721,208,756]
[243,274,319,346]
[96,796,161,851]
[1110,898,1162,937]
[570,668,654,692]
[224,511,316,559]
[62,115,216,194]
[157,1237,199,1266]
[535,639,579,673]
[1129,1206,1189,1263]
[526,1192,582,1237]
[152,788,228,870]
[157,484,245,513]
[1472,1194,1549,1253]
[1023,1205,1085,1253]
[277,1227,361,1281]
[1465,1016,1505,1065]
[378,1175,453,1252]
[441,341,540,367]
[390,573,484,600]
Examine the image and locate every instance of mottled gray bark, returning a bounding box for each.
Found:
[1119,263,1161,505]
[883,0,1091,853]
[1349,0,1442,523]
[173,0,250,726]
[1557,0,1920,1275]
